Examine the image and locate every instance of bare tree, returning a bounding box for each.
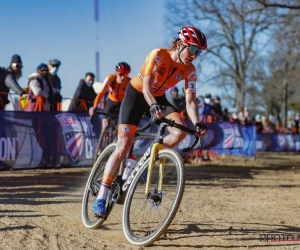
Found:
[254,0,300,9]
[165,0,280,112]
[251,18,300,126]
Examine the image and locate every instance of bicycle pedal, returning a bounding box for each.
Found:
[116,193,126,205]
[93,213,107,220]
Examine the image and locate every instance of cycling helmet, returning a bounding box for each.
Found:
[177,26,207,50]
[115,62,131,74]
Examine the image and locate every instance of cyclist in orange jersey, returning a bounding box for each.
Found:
[91,62,131,132]
[91,26,208,217]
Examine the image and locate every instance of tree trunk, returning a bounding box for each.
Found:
[282,77,288,127]
[236,84,244,113]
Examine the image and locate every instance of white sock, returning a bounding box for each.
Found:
[96,183,110,200]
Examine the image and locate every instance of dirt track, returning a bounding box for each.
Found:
[1,152,300,250]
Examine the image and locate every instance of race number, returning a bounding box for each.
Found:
[188,81,196,92]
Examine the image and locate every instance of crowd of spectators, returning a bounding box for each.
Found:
[1,54,299,134]
[0,54,99,113]
[0,54,63,111]
[167,88,300,134]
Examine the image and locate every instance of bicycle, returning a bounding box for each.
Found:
[92,110,118,164]
[82,113,206,246]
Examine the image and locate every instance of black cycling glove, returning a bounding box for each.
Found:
[195,122,207,135]
[150,103,165,116]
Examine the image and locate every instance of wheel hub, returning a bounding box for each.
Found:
[149,190,164,208]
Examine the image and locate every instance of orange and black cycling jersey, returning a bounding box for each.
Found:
[130,48,197,97]
[94,73,131,106]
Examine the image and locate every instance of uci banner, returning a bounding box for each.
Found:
[175,120,256,157]
[0,111,101,170]
[0,111,258,170]
[256,133,300,152]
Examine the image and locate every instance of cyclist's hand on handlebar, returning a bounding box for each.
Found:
[89,106,97,117]
[150,103,165,119]
[194,123,207,138]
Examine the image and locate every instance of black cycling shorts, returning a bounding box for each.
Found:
[119,83,178,126]
[103,98,121,118]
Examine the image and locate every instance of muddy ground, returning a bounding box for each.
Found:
[1,152,300,250]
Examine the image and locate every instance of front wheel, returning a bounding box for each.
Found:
[122,148,185,246]
[82,143,116,229]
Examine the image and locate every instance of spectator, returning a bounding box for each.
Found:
[222,108,230,121]
[229,112,238,123]
[48,59,62,110]
[255,114,263,133]
[68,72,97,112]
[198,93,214,122]
[7,54,23,80]
[262,116,273,132]
[268,115,276,127]
[0,54,28,110]
[167,86,186,112]
[197,93,214,162]
[244,107,252,125]
[238,112,246,125]
[25,63,54,111]
[286,116,293,132]
[292,113,300,133]
[212,96,222,121]
[274,121,283,133]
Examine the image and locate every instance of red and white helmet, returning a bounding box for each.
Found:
[115,62,131,74]
[177,26,207,50]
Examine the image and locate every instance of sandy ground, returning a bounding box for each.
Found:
[1,152,300,250]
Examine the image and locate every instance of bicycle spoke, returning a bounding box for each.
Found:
[126,153,182,239]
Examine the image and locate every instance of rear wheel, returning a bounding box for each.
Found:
[82,143,116,229]
[122,148,185,246]
[94,128,109,164]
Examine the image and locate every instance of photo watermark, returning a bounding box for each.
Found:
[260,233,300,242]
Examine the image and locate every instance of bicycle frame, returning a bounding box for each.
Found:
[122,122,169,196]
[96,112,203,198]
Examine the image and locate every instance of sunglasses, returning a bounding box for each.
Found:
[12,63,23,68]
[40,68,49,72]
[187,45,202,56]
[182,43,202,56]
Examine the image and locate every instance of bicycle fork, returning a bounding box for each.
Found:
[145,142,165,196]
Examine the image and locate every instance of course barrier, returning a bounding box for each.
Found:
[0,110,260,170]
[2,110,298,170]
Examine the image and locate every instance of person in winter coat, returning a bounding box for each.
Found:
[0,54,28,110]
[68,72,97,112]
[25,63,54,111]
[48,59,62,110]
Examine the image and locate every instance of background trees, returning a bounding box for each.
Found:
[165,0,300,124]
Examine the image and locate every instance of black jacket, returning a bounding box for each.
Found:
[0,67,24,110]
[68,79,97,112]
